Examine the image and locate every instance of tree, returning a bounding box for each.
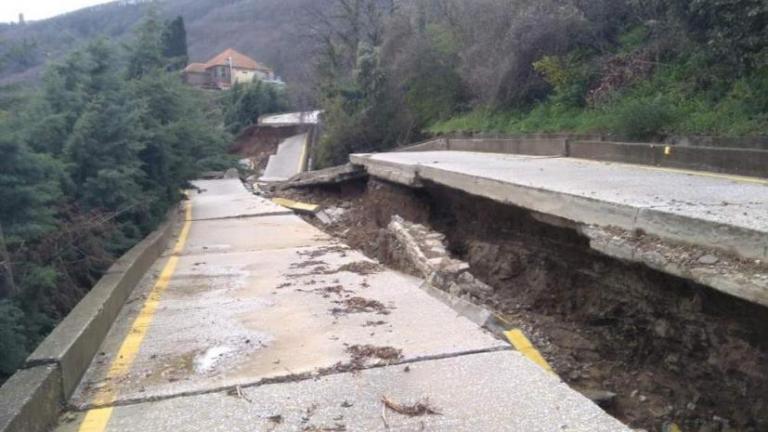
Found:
[162,16,189,71]
[0,129,61,250]
[223,81,288,135]
[0,301,27,375]
[0,8,237,383]
[126,9,165,80]
[65,95,144,213]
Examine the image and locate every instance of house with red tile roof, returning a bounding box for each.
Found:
[183,48,276,90]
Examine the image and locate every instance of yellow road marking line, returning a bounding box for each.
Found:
[586,158,768,185]
[634,164,768,185]
[272,197,319,213]
[504,329,554,373]
[78,202,193,432]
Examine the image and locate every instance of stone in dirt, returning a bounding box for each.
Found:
[387,215,492,298]
[224,168,240,179]
[280,163,366,189]
[697,254,719,265]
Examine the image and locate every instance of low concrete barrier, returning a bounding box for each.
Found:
[0,366,62,432]
[396,138,448,152]
[0,208,179,432]
[569,140,768,178]
[397,136,768,178]
[447,137,566,156]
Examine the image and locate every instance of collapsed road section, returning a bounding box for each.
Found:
[51,179,627,432]
[270,155,768,432]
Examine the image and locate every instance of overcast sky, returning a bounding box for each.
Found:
[0,0,114,23]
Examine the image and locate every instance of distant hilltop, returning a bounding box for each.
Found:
[0,0,313,86]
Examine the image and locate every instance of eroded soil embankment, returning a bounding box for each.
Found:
[274,178,768,432]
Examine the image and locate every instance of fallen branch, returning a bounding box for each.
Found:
[381,396,441,417]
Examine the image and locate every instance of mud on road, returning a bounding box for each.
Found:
[271,177,768,432]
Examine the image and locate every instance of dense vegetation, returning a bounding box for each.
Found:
[0,12,232,381]
[222,80,288,135]
[305,0,768,167]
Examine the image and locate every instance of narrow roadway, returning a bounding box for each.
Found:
[57,179,628,431]
[260,133,308,182]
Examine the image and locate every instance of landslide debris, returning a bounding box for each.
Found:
[331,297,391,316]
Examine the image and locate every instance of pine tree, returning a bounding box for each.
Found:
[0,127,61,248]
[126,9,165,80]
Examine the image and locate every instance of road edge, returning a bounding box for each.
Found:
[0,206,182,432]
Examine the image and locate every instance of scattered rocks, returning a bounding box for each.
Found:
[697,254,720,265]
[578,388,617,407]
[333,261,383,275]
[316,207,347,225]
[224,168,240,179]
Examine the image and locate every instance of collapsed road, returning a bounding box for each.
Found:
[52,179,629,432]
[268,151,768,432]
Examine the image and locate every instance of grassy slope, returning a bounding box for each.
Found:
[430,50,768,140]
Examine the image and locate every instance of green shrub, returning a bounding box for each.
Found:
[608,97,678,140]
[0,300,28,376]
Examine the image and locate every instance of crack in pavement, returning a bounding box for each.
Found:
[189,211,296,222]
[169,243,341,258]
[70,346,512,412]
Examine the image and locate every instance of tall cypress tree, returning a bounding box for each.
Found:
[162,16,189,71]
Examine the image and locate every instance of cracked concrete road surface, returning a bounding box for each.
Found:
[56,179,629,432]
[260,133,308,182]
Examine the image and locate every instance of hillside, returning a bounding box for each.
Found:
[0,0,313,85]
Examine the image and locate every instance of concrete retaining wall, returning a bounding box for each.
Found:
[0,208,179,432]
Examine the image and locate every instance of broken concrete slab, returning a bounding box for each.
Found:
[280,163,367,189]
[259,133,309,182]
[57,351,630,432]
[271,197,320,214]
[315,207,347,225]
[351,151,768,261]
[190,179,291,220]
[583,225,768,307]
[351,151,768,306]
[388,215,493,299]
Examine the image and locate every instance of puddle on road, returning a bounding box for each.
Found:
[194,346,236,374]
